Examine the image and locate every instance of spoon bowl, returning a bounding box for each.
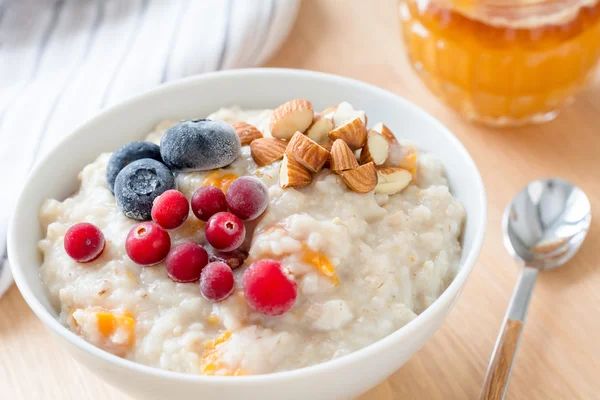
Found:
[503,178,591,269]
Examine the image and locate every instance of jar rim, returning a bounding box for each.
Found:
[423,0,598,28]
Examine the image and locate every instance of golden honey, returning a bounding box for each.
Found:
[399,0,600,126]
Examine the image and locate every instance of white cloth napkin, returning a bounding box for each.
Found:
[0,0,300,297]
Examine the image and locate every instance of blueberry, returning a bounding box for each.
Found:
[106,141,162,193]
[160,119,240,172]
[114,159,175,221]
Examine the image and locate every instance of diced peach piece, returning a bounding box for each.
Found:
[70,308,136,356]
[96,310,135,346]
[302,246,339,286]
[399,152,417,180]
[203,171,238,193]
[201,331,244,376]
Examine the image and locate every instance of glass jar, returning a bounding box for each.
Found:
[399,0,600,126]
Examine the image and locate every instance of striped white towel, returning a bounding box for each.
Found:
[0,0,300,297]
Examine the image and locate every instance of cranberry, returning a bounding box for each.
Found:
[126,222,171,266]
[225,176,268,220]
[242,259,297,316]
[166,242,209,282]
[200,261,235,301]
[64,222,105,263]
[205,212,245,252]
[191,186,227,221]
[151,190,189,230]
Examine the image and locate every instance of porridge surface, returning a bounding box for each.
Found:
[39,107,465,375]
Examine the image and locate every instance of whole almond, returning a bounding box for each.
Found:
[329,117,368,150]
[286,132,330,173]
[270,99,314,140]
[280,153,312,189]
[250,138,287,167]
[231,121,263,146]
[340,162,377,194]
[329,139,359,172]
[360,131,390,165]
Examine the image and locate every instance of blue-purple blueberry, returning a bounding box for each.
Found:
[160,119,240,172]
[114,158,175,221]
[106,141,162,193]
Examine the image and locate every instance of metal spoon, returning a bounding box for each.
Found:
[479,178,591,400]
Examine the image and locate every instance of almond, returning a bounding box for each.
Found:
[370,122,398,145]
[359,131,390,165]
[306,115,334,143]
[270,99,314,140]
[339,162,377,194]
[375,167,412,195]
[329,139,359,172]
[280,153,312,189]
[231,121,262,146]
[250,138,287,167]
[286,132,330,173]
[332,101,367,128]
[329,117,367,150]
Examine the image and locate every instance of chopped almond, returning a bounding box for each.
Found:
[250,137,287,167]
[305,115,334,143]
[360,132,389,165]
[231,121,262,145]
[371,122,398,145]
[280,153,312,189]
[270,99,314,140]
[329,139,359,172]
[340,162,377,193]
[286,132,330,173]
[375,167,412,195]
[329,117,368,150]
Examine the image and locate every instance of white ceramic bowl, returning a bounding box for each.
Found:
[9,69,486,400]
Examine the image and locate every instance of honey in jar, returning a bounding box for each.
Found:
[399,0,600,126]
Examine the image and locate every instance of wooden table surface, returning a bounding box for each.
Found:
[2,1,599,399]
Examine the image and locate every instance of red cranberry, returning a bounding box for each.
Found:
[242,259,297,316]
[126,222,171,266]
[166,242,209,283]
[225,177,268,220]
[151,189,189,230]
[200,261,235,302]
[191,186,227,221]
[205,212,245,252]
[64,222,105,263]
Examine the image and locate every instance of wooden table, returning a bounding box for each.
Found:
[2,1,599,399]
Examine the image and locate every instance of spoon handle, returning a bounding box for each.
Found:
[479,266,539,400]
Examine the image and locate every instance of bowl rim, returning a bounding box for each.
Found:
[8,68,487,385]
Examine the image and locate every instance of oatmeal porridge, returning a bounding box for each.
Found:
[39,100,466,375]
